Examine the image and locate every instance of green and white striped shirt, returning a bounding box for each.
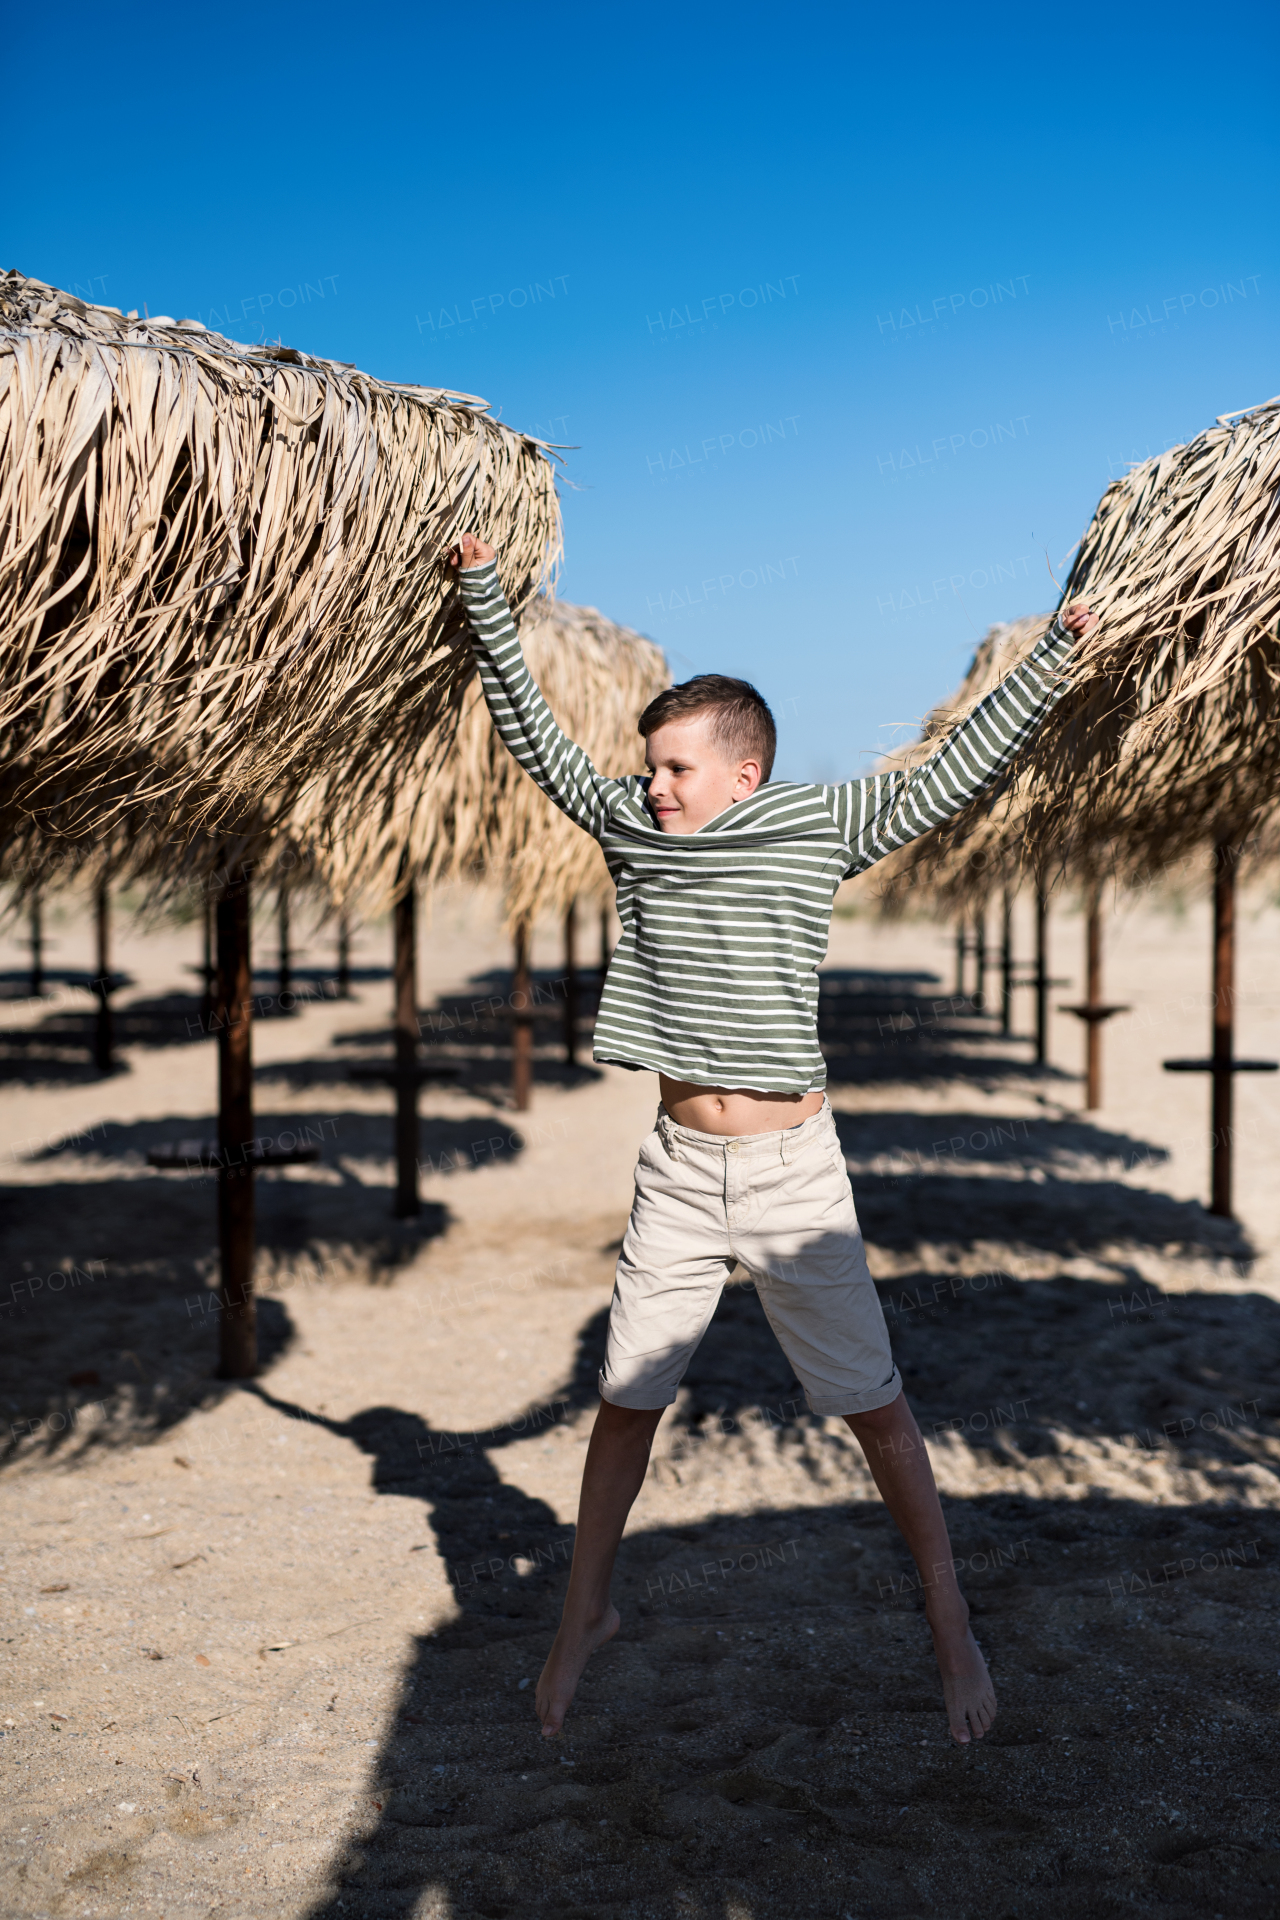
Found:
[460,562,1073,1093]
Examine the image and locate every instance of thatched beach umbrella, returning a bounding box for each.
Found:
[860,398,1280,1204]
[0,271,559,841]
[0,272,563,1372]
[871,398,1280,896]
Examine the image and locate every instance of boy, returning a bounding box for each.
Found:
[451,534,1095,1746]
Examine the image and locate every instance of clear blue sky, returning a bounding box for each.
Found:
[9,0,1277,780]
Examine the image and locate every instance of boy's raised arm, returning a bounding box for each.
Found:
[451,535,625,840]
[846,600,1095,871]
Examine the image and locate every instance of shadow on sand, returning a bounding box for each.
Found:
[237,1251,1280,1920]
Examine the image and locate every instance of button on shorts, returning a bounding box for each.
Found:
[599,1097,901,1417]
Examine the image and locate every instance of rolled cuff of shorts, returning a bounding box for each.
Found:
[597,1369,676,1411]
[804,1365,903,1419]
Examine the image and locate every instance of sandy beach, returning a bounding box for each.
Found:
[2,879,1279,1919]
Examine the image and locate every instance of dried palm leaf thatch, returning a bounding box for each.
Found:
[294,596,669,926]
[859,397,1280,912]
[0,272,561,847]
[850,615,1054,915]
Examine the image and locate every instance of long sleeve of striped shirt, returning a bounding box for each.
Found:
[833,618,1075,873]
[457,560,626,839]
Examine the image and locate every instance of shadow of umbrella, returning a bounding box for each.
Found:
[234,1241,1280,1920]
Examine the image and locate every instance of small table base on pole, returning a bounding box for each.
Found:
[147,1137,322,1369]
[348,1060,461,1217]
[1060,1004,1131,1108]
[1163,1059,1277,1216]
[1059,888,1128,1109]
[1163,838,1277,1217]
[150,862,312,1381]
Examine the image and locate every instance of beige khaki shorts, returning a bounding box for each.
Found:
[600,1098,901,1417]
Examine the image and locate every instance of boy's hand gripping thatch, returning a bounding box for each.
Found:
[1059,599,1096,636]
[450,532,497,570]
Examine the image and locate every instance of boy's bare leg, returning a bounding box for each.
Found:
[844,1391,996,1746]
[536,1398,665,1737]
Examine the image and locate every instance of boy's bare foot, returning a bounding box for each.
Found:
[926,1595,996,1745]
[535,1603,620,1737]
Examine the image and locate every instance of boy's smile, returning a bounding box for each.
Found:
[644,712,763,834]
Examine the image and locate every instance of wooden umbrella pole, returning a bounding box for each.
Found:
[93,878,113,1073]
[1000,888,1014,1037]
[1211,842,1235,1216]
[278,881,291,999]
[337,911,352,999]
[564,900,578,1066]
[393,865,420,1217]
[1162,835,1275,1215]
[1034,884,1049,1066]
[1085,887,1103,1108]
[973,912,987,1012]
[599,904,611,974]
[954,921,966,998]
[201,888,214,1027]
[216,859,256,1379]
[513,919,533,1111]
[30,888,43,998]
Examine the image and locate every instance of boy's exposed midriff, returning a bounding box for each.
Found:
[658,1074,826,1134]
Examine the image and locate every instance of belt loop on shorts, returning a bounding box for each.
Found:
[657,1110,680,1163]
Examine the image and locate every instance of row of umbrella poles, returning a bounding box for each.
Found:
[952,881,1124,1089]
[949,839,1276,1218]
[11,866,619,1381]
[191,866,619,1378]
[20,882,121,1074]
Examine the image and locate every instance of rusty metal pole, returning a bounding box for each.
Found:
[1211,841,1235,1218]
[1000,888,1014,1037]
[93,879,113,1072]
[564,901,578,1066]
[1034,884,1049,1066]
[216,861,257,1378]
[512,919,533,1111]
[394,864,420,1217]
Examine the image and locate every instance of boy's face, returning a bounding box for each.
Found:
[643,712,763,834]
